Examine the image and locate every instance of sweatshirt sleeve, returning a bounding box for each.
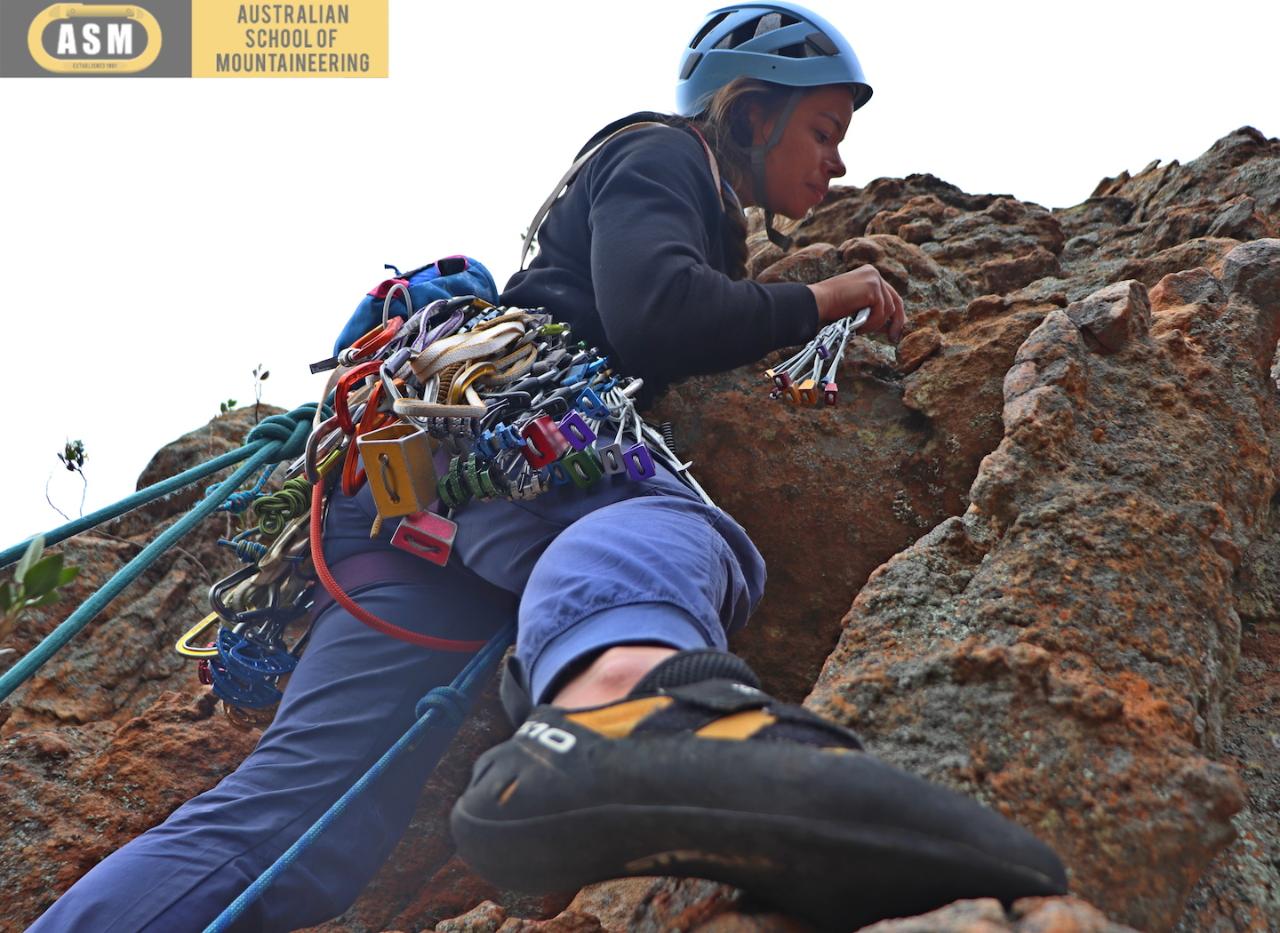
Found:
[582,127,819,386]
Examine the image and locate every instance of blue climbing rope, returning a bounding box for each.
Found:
[208,463,279,515]
[203,622,515,933]
[0,407,323,704]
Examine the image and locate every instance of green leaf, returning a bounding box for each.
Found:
[57,566,79,587]
[32,591,63,608]
[15,535,44,584]
[0,581,11,613]
[21,554,64,596]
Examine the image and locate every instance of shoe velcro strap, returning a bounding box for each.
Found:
[762,704,865,749]
[754,718,865,751]
[661,680,771,713]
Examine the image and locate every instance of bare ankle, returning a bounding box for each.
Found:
[550,646,678,708]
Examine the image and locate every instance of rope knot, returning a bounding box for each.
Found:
[246,404,328,463]
[416,686,469,726]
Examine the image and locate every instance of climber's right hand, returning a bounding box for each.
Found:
[808,265,905,342]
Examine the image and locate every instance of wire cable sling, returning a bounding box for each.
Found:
[201,622,514,933]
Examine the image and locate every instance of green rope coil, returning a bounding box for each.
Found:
[254,476,312,536]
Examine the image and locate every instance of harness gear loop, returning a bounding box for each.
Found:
[307,481,487,653]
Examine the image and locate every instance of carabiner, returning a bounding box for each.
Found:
[341,384,395,496]
[176,612,223,658]
[334,360,384,434]
[378,280,412,328]
[341,315,405,366]
[208,564,262,625]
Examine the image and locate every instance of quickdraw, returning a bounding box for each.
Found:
[183,292,711,729]
[764,306,871,405]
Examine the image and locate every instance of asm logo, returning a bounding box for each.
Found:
[27,3,162,74]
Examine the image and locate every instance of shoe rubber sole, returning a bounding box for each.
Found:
[451,798,1066,930]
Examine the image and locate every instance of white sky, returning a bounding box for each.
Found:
[1,0,1276,544]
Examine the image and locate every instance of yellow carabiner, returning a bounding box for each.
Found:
[175,612,222,658]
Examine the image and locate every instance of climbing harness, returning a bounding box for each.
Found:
[183,289,716,728]
[188,288,872,726]
[764,306,870,405]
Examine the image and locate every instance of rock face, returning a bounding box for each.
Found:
[807,246,1279,930]
[2,127,1279,933]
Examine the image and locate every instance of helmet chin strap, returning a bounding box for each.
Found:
[749,89,803,251]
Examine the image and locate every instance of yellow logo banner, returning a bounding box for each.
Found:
[192,1,387,78]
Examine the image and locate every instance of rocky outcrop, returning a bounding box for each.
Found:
[807,245,1280,930]
[2,128,1278,932]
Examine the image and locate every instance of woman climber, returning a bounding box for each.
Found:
[30,4,1067,931]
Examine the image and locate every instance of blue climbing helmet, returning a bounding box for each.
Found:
[676,2,872,117]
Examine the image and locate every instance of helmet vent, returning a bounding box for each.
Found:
[775,34,839,60]
[806,31,838,56]
[755,12,783,35]
[718,12,783,50]
[690,10,732,49]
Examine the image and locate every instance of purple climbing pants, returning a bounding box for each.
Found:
[30,466,764,932]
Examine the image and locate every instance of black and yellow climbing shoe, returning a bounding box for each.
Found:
[451,650,1067,930]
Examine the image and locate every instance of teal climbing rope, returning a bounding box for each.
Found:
[0,446,259,570]
[0,407,323,704]
[202,622,515,933]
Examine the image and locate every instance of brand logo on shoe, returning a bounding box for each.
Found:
[729,683,763,697]
[516,720,576,753]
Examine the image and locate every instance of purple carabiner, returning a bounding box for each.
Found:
[413,302,466,352]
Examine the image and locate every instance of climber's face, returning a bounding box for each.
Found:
[752,85,853,219]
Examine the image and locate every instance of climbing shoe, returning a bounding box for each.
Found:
[451,649,1067,930]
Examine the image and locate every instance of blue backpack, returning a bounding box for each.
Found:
[332,256,499,354]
